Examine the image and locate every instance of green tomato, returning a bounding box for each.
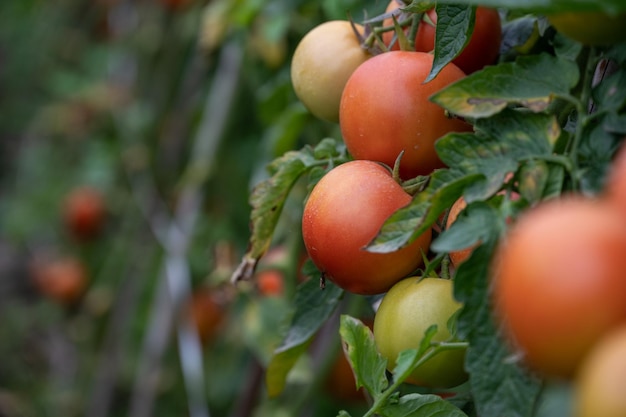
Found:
[548,12,626,45]
[373,277,468,388]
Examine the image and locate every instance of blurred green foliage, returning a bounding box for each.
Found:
[0,0,384,416]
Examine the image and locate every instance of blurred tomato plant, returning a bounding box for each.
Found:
[2,0,626,417]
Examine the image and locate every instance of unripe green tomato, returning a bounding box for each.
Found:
[373,277,468,388]
[290,20,370,122]
[548,12,626,45]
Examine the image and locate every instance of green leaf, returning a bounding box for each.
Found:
[454,241,542,417]
[265,278,344,397]
[431,202,500,253]
[391,325,438,383]
[339,315,389,399]
[431,54,580,118]
[425,4,475,83]
[378,393,468,417]
[232,139,348,282]
[420,0,626,14]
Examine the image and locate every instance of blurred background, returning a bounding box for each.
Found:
[0,0,384,416]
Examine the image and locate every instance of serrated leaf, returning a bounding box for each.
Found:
[265,278,343,397]
[426,0,626,14]
[454,241,542,417]
[425,4,475,83]
[431,54,580,118]
[233,140,348,283]
[339,315,389,399]
[378,393,468,417]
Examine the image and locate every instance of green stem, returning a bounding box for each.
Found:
[363,342,467,417]
[568,46,600,190]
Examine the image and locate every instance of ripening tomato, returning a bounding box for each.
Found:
[382,2,502,74]
[575,326,626,417]
[340,51,471,180]
[492,196,626,378]
[63,186,106,241]
[605,141,626,216]
[31,256,88,306]
[445,197,473,267]
[373,277,468,388]
[291,20,371,122]
[302,160,432,295]
[548,12,626,46]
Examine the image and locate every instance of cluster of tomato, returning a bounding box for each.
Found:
[290,1,502,391]
[30,186,106,307]
[492,144,626,417]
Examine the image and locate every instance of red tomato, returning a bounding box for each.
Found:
[492,196,626,378]
[414,7,502,74]
[63,186,106,241]
[339,51,471,180]
[31,256,88,306]
[256,269,284,297]
[302,160,432,295]
[382,3,501,74]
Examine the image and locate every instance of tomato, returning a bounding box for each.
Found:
[31,256,88,306]
[492,196,626,378]
[63,186,106,241]
[187,288,226,345]
[291,20,371,123]
[256,269,284,297]
[339,51,471,180]
[605,141,626,216]
[548,12,626,46]
[445,197,473,267]
[575,326,626,417]
[383,2,502,74]
[302,160,432,295]
[373,277,468,388]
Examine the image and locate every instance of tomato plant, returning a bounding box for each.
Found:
[291,20,371,123]
[548,12,626,45]
[373,277,468,388]
[492,197,626,378]
[575,325,626,417]
[339,51,471,179]
[301,160,432,295]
